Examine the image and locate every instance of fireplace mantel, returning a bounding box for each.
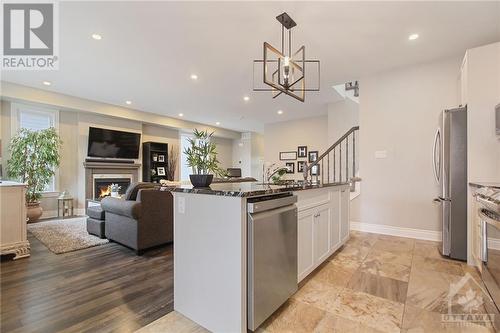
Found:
[83,162,141,170]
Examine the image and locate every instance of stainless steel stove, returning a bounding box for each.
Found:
[475,185,500,314]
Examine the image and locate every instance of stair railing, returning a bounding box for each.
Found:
[303,126,360,185]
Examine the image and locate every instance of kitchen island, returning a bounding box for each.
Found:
[171,182,351,333]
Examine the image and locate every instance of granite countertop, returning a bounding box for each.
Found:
[171,181,349,197]
[469,182,500,190]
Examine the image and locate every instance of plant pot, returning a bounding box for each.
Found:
[27,201,43,223]
[189,174,214,188]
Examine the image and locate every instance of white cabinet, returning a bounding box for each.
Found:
[330,190,341,249]
[340,188,350,242]
[298,209,315,280]
[0,182,30,259]
[459,53,468,106]
[297,185,350,282]
[314,205,331,264]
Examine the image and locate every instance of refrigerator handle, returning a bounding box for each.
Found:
[432,128,441,184]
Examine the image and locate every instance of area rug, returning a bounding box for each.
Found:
[28,217,109,254]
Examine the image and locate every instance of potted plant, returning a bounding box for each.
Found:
[7,127,62,222]
[109,183,121,198]
[183,129,226,187]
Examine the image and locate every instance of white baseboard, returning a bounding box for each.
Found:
[350,221,442,242]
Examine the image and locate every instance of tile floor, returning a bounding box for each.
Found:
[136,232,499,333]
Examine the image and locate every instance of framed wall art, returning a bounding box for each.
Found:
[285,162,295,174]
[308,151,318,163]
[297,146,307,158]
[279,151,297,161]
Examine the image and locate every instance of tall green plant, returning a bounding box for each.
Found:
[183,129,226,176]
[7,127,62,203]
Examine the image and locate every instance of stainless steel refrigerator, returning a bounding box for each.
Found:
[432,105,467,261]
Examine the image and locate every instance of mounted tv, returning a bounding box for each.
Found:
[87,127,141,159]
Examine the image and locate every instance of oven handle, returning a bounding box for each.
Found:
[482,219,488,263]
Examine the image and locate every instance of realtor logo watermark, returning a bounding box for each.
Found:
[1,0,59,70]
[441,273,495,329]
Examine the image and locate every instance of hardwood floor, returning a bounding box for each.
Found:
[1,234,174,333]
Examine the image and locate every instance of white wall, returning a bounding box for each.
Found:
[142,124,181,181]
[232,132,264,180]
[328,98,359,144]
[465,42,500,183]
[352,56,462,231]
[264,116,328,181]
[212,136,234,170]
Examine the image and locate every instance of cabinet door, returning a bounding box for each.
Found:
[460,55,468,106]
[330,191,341,250]
[314,205,331,264]
[298,210,315,281]
[340,188,350,242]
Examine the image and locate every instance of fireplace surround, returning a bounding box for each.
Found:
[84,161,141,205]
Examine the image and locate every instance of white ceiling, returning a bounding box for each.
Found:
[2,1,499,132]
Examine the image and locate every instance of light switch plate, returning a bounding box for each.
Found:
[178,196,185,214]
[375,150,387,159]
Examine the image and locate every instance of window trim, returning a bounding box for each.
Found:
[10,103,60,194]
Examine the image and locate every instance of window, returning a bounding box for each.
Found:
[180,133,193,182]
[11,103,59,192]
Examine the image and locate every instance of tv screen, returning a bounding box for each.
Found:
[87,127,141,159]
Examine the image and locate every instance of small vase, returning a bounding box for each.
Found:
[27,201,43,223]
[189,174,214,188]
[110,191,120,198]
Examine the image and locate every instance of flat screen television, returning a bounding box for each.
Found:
[87,127,141,159]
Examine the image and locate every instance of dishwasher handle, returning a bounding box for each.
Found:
[247,195,297,213]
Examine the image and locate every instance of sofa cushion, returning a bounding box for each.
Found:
[124,182,155,201]
[101,197,141,219]
[87,206,105,220]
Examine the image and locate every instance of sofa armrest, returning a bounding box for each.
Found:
[101,197,141,219]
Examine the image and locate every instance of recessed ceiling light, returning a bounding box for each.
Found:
[178,113,184,117]
[408,33,419,41]
[125,100,132,105]
[42,81,51,86]
[215,122,221,126]
[277,110,283,115]
[190,74,198,80]
[92,33,102,40]
[243,96,250,101]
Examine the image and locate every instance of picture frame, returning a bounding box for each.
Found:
[157,167,166,176]
[310,164,320,176]
[285,162,295,174]
[152,153,158,162]
[297,161,306,173]
[308,151,318,163]
[158,154,165,162]
[279,151,297,161]
[297,146,307,158]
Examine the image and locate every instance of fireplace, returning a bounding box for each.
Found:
[93,174,132,200]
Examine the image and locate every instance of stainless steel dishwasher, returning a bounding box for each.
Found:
[247,192,298,331]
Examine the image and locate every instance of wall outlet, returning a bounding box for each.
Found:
[375,150,387,159]
[178,196,185,214]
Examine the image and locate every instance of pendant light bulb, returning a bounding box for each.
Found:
[283,56,290,84]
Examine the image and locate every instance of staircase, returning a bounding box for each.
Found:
[303,126,360,189]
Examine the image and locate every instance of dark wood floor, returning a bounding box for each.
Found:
[1,235,174,333]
